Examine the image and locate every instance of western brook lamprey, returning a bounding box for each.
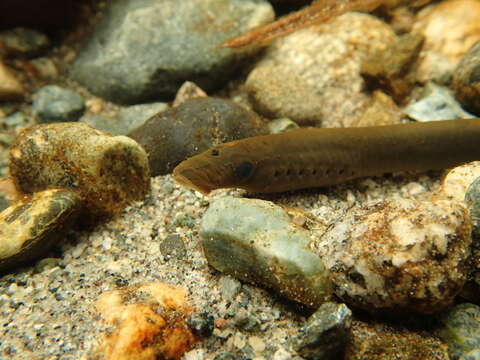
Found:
[173,119,480,194]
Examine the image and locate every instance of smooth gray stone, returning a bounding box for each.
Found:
[71,0,273,104]
[200,197,332,307]
[32,85,85,123]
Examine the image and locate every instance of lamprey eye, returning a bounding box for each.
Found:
[234,161,254,179]
[211,149,220,156]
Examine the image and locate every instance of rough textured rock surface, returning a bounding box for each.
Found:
[9,123,150,217]
[71,0,274,104]
[245,12,398,127]
[316,198,472,314]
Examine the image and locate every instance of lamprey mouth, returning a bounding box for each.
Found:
[173,162,215,195]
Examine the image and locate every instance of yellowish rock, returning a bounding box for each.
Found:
[0,60,24,100]
[94,282,196,360]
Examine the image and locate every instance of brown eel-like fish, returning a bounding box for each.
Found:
[173,119,480,194]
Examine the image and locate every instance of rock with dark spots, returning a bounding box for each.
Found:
[346,319,449,360]
[219,275,242,301]
[292,302,352,360]
[435,303,480,360]
[0,27,50,57]
[452,41,480,116]
[9,123,150,217]
[200,197,332,308]
[159,234,186,261]
[317,198,472,314]
[128,97,263,176]
[32,85,85,123]
[0,189,81,273]
[361,33,424,104]
[71,0,274,104]
[404,82,475,121]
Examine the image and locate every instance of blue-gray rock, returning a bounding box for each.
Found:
[32,85,85,123]
[452,41,480,116]
[403,82,475,122]
[2,111,26,129]
[71,0,274,104]
[80,102,168,136]
[128,97,263,176]
[465,177,480,293]
[292,302,352,360]
[159,233,186,261]
[435,303,480,360]
[200,197,332,308]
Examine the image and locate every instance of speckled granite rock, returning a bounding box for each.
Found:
[0,189,80,273]
[71,0,274,104]
[435,303,480,360]
[317,198,471,314]
[292,302,352,360]
[200,197,332,308]
[10,123,150,216]
[32,85,85,123]
[128,97,263,176]
[452,41,480,116]
[245,12,398,127]
[440,161,480,202]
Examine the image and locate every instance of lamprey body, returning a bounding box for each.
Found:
[173,119,480,194]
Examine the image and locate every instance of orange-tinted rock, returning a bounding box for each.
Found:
[94,282,196,360]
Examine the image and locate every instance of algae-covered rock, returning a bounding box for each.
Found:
[10,123,150,216]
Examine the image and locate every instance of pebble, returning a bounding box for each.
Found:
[159,233,187,261]
[9,123,150,217]
[93,282,196,360]
[32,85,85,123]
[404,82,475,121]
[0,27,50,57]
[267,118,299,134]
[71,0,274,104]
[452,41,480,116]
[317,198,471,314]
[435,303,480,360]
[245,13,397,127]
[219,275,242,301]
[28,57,59,80]
[0,60,24,100]
[292,302,352,360]
[347,319,449,360]
[200,197,332,308]
[361,33,424,104]
[0,189,80,273]
[186,312,215,338]
[440,161,480,202]
[172,81,208,107]
[128,97,263,176]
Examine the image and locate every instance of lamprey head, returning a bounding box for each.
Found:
[173,141,256,194]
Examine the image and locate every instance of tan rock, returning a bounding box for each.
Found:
[439,161,480,202]
[94,282,196,360]
[0,60,24,100]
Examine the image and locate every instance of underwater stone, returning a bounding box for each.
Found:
[200,196,332,308]
[0,189,81,273]
[9,123,150,217]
